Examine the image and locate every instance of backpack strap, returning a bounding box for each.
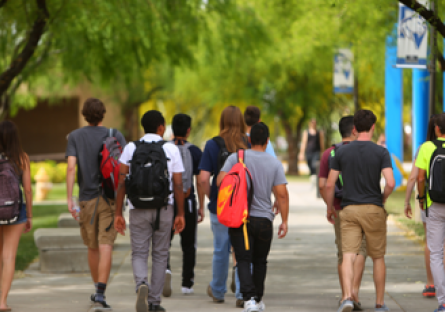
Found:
[212,136,226,150]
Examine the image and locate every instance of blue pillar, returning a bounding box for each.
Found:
[385,36,403,189]
[412,69,430,156]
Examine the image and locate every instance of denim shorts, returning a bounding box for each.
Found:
[11,203,27,225]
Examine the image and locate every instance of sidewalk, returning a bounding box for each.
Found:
[7,181,437,312]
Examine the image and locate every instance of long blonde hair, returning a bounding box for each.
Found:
[219,106,247,153]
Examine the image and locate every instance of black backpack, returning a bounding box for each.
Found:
[212,136,230,176]
[125,141,171,229]
[427,140,445,203]
[328,142,349,198]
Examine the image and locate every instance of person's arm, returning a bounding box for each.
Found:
[273,184,289,239]
[319,131,325,152]
[298,130,308,161]
[217,171,227,187]
[382,167,395,204]
[196,176,205,223]
[199,170,211,199]
[325,169,340,224]
[66,156,77,218]
[417,168,427,209]
[22,154,33,233]
[318,177,327,204]
[114,164,129,236]
[173,172,185,233]
[404,161,419,219]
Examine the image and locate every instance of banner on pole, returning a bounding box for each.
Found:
[396,1,429,68]
[334,48,354,94]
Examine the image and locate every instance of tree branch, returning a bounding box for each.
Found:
[0,0,49,98]
[399,0,445,38]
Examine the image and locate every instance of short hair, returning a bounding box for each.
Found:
[141,110,165,134]
[435,113,445,135]
[250,122,269,146]
[354,110,377,133]
[339,116,354,138]
[81,98,106,125]
[244,106,261,127]
[172,114,192,137]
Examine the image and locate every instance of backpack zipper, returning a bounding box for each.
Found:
[430,155,445,189]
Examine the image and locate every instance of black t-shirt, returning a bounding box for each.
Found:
[330,141,392,208]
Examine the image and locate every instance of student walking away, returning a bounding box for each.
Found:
[244,106,276,157]
[66,98,126,310]
[164,114,204,296]
[415,112,445,312]
[326,110,395,312]
[318,116,367,310]
[0,121,33,312]
[114,110,185,312]
[404,115,437,298]
[218,122,289,312]
[198,106,247,307]
[299,118,325,184]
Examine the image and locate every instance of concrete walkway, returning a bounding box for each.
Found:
[7,181,438,311]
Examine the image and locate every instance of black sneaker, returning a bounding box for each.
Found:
[149,304,166,311]
[92,296,112,311]
[90,294,96,303]
[136,284,149,312]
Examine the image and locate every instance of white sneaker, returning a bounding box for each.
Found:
[258,301,265,312]
[163,270,172,297]
[244,298,259,312]
[181,287,194,295]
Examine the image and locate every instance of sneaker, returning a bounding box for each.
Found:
[353,301,363,311]
[375,303,390,312]
[207,285,224,303]
[163,270,172,297]
[231,266,236,293]
[91,296,112,311]
[423,285,436,298]
[136,284,149,312]
[236,299,244,308]
[244,298,259,312]
[434,304,445,312]
[337,298,354,312]
[181,287,194,295]
[148,304,166,312]
[258,301,265,312]
[91,294,96,303]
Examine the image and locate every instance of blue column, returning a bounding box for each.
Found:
[385,36,403,189]
[412,69,430,156]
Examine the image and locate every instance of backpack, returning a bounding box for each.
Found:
[212,136,230,176]
[328,142,349,198]
[173,139,193,195]
[217,150,253,250]
[99,129,123,199]
[427,140,445,203]
[0,156,21,224]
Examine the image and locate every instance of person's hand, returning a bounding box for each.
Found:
[68,198,76,219]
[419,198,425,210]
[24,219,32,233]
[327,207,337,224]
[404,203,412,219]
[173,216,185,234]
[278,223,288,239]
[273,201,280,215]
[298,153,304,162]
[197,208,205,223]
[114,215,126,236]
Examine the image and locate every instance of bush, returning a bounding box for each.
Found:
[30,161,74,183]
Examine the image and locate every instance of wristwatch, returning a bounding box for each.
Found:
[416,194,425,200]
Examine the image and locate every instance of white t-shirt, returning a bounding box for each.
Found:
[119,133,184,209]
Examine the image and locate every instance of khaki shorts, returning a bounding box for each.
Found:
[340,205,387,259]
[79,197,117,249]
[334,213,367,264]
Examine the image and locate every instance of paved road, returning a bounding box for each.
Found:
[8,181,437,311]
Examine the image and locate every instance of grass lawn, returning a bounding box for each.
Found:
[32,183,78,201]
[16,204,67,271]
[285,174,311,182]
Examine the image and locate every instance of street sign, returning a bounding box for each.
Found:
[396,1,429,68]
[334,48,354,94]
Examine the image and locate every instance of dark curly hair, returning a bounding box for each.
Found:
[81,98,106,125]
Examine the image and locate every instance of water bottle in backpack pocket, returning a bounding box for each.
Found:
[428,140,445,203]
[0,159,21,224]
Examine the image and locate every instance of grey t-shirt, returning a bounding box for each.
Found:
[221,150,287,221]
[65,126,126,201]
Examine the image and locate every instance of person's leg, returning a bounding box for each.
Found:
[98,244,113,284]
[209,212,230,300]
[149,206,174,306]
[423,222,435,286]
[250,218,273,302]
[180,199,197,289]
[88,248,99,283]
[427,204,445,306]
[333,213,344,298]
[352,255,365,302]
[372,257,386,305]
[229,225,255,301]
[0,224,25,309]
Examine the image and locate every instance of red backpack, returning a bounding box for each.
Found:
[100,129,122,199]
[217,149,253,250]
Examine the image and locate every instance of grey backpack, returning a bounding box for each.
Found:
[174,140,193,194]
[0,156,21,224]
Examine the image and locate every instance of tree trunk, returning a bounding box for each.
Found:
[283,119,298,175]
[123,105,139,142]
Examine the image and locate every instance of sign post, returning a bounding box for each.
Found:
[334,49,354,94]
